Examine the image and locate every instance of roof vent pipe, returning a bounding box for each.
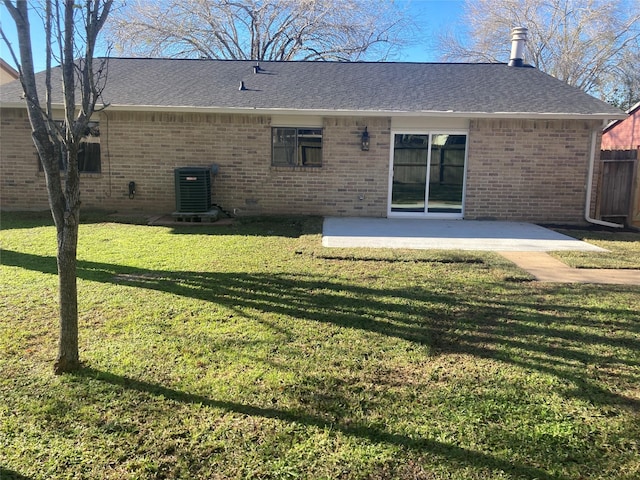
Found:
[508,27,528,67]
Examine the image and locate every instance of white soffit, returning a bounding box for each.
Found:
[271,115,323,127]
[392,116,470,130]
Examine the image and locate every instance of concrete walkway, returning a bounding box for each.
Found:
[499,251,640,285]
[322,218,640,285]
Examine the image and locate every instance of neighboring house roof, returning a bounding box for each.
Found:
[0,58,19,85]
[603,100,640,133]
[601,100,640,150]
[0,58,626,120]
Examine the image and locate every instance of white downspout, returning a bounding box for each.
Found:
[585,121,624,228]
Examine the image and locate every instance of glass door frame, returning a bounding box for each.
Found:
[387,129,469,219]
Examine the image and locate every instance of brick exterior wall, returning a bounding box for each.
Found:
[0,108,49,210]
[1,108,600,223]
[465,118,600,223]
[0,109,391,216]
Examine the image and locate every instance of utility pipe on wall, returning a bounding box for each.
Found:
[584,121,624,228]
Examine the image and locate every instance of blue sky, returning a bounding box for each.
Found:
[0,0,465,71]
[397,0,466,61]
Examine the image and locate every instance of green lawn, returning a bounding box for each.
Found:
[1,212,639,480]
[550,229,640,269]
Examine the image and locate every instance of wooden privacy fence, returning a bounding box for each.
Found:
[598,149,638,222]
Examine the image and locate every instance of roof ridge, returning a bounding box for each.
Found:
[95,57,512,66]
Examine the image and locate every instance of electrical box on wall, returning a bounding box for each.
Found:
[174,167,212,212]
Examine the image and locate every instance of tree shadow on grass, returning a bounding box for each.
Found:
[76,366,569,480]
[169,215,323,238]
[0,211,323,238]
[0,211,55,230]
[0,466,33,480]
[3,248,639,411]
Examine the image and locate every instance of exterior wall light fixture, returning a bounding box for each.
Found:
[361,127,370,151]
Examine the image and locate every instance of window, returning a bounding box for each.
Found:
[78,122,101,173]
[272,127,322,167]
[38,121,101,173]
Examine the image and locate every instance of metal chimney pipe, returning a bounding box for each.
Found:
[508,27,528,67]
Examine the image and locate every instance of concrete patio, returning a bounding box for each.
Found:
[321,218,640,284]
[144,215,640,285]
[321,218,606,252]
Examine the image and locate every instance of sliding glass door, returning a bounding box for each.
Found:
[390,132,467,217]
[390,134,429,212]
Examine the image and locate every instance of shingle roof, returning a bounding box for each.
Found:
[0,58,625,119]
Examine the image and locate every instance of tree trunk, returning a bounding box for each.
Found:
[53,140,81,374]
[53,208,80,374]
[3,0,112,374]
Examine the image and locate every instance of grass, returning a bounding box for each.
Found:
[1,211,639,479]
[550,228,640,269]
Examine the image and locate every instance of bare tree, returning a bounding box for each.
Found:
[105,0,411,61]
[600,46,640,110]
[1,0,113,374]
[439,0,640,98]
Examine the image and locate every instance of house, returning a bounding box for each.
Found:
[0,58,19,85]
[0,32,626,224]
[601,102,640,227]
[602,101,640,150]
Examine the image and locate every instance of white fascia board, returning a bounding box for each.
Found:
[484,111,627,120]
[0,101,30,109]
[1,101,628,121]
[102,104,632,121]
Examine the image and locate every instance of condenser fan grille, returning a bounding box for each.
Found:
[174,167,212,212]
